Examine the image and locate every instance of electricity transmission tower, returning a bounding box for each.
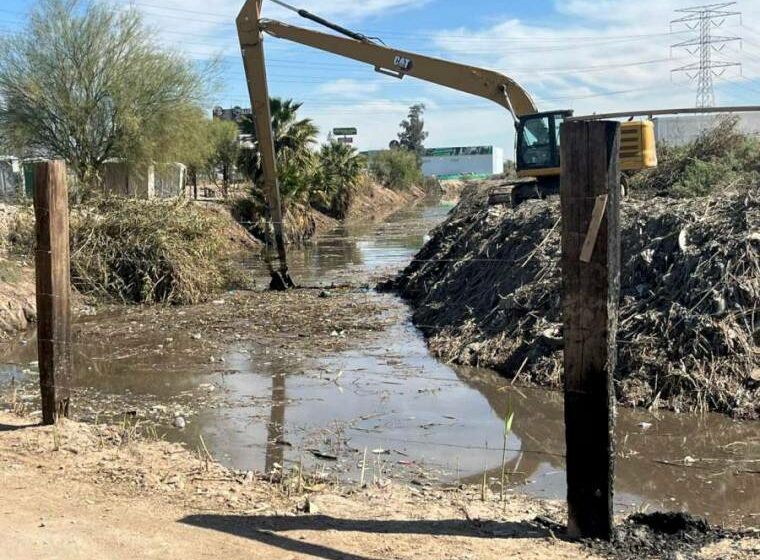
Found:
[671,2,742,108]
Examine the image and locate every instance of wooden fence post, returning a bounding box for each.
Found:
[33,161,72,425]
[560,120,621,540]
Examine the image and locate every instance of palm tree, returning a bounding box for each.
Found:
[312,141,366,219]
[238,98,319,206]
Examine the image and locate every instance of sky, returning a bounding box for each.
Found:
[1,0,759,155]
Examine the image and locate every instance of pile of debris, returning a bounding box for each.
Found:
[68,197,257,305]
[389,182,759,419]
[589,512,743,560]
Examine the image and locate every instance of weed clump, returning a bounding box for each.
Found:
[69,197,250,304]
[367,149,423,191]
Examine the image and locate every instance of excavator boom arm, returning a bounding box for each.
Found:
[258,19,538,119]
[236,0,538,288]
[237,0,293,288]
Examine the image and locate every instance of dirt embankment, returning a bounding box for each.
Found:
[233,180,428,247]
[345,180,426,223]
[0,260,35,338]
[1,412,756,560]
[0,203,35,339]
[388,181,760,420]
[436,179,469,204]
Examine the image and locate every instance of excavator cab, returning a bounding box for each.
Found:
[511,110,657,204]
[515,110,573,178]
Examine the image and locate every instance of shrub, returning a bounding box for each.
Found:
[368,149,422,191]
[630,116,759,197]
[2,206,34,258]
[311,142,366,219]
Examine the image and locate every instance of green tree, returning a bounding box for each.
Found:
[368,149,421,191]
[0,0,212,187]
[238,98,318,206]
[312,141,366,219]
[204,120,241,199]
[397,103,429,160]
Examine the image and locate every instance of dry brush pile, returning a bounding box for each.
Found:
[69,198,255,304]
[390,181,760,419]
[7,198,255,305]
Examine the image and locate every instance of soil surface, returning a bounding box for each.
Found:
[2,412,757,560]
[0,260,35,338]
[0,412,582,560]
[346,182,426,223]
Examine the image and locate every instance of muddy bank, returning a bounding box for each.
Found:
[0,203,35,338]
[236,181,430,247]
[388,181,760,419]
[345,180,426,223]
[1,412,756,560]
[436,179,469,204]
[2,287,395,405]
[0,261,35,338]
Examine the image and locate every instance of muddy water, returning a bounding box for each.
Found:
[2,200,759,527]
[247,200,454,286]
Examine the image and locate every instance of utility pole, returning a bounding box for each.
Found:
[671,2,742,108]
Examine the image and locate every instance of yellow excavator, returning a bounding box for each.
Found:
[236,0,658,289]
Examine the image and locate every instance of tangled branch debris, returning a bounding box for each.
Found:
[66,198,255,304]
[389,180,760,419]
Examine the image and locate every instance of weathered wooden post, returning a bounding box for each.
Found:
[560,120,621,540]
[33,161,72,425]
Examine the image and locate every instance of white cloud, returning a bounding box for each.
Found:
[119,0,760,151]
[429,0,759,118]
[317,79,382,98]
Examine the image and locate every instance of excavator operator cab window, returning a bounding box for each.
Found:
[520,116,552,167]
[516,111,573,172]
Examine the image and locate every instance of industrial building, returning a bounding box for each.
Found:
[421,145,504,179]
[653,112,760,146]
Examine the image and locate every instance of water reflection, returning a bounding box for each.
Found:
[247,202,451,286]
[265,372,285,473]
[177,314,758,527]
[457,367,760,526]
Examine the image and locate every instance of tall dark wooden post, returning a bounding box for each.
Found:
[33,161,72,425]
[560,120,621,540]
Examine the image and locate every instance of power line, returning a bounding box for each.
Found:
[671,2,743,108]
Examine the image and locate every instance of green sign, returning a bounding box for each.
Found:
[333,127,358,136]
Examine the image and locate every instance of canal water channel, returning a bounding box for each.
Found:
[1,198,758,527]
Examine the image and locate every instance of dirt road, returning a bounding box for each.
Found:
[0,412,601,560]
[1,413,758,559]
